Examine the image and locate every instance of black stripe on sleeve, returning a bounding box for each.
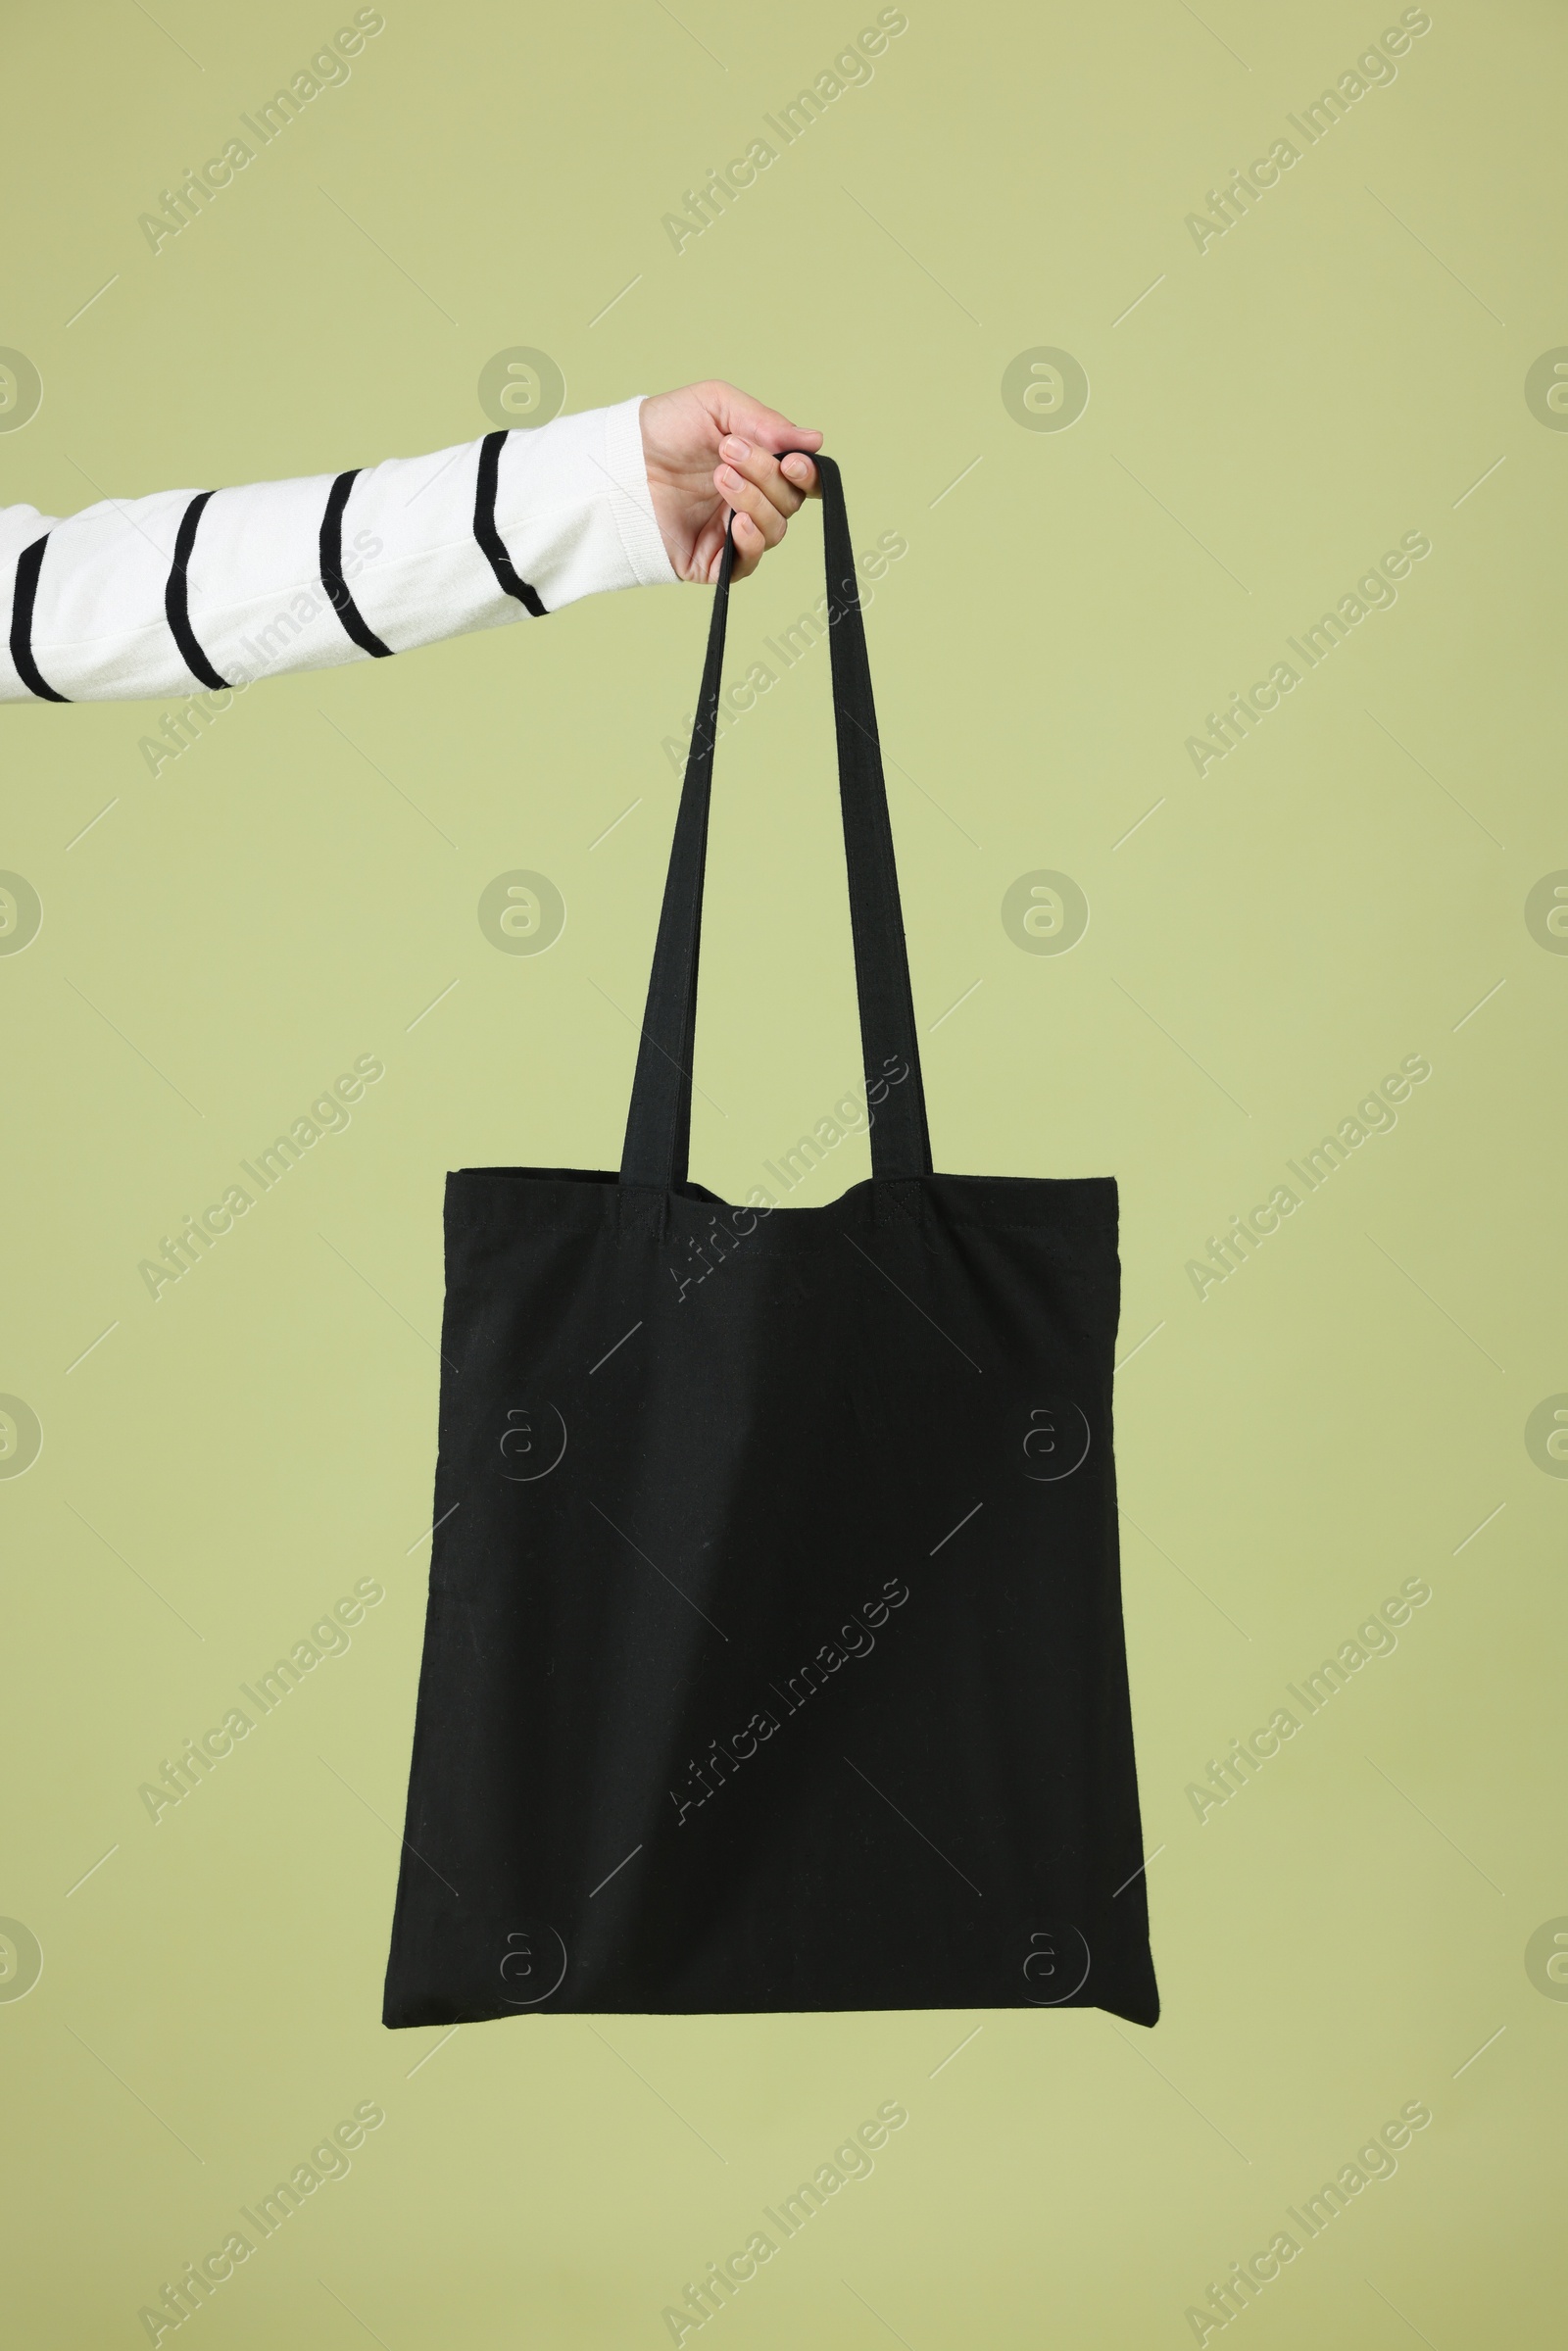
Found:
[165,491,230,691]
[320,469,393,659]
[10,535,70,702]
[473,430,547,617]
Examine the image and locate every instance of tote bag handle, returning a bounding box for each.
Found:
[619,454,933,1194]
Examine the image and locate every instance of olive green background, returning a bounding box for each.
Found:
[2,0,1564,2343]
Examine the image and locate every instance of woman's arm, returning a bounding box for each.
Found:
[1,380,820,706]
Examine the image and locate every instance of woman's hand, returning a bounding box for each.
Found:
[639,380,822,583]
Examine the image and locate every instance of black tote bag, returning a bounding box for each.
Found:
[382,458,1158,2029]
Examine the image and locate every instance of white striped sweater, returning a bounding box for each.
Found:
[0,394,678,704]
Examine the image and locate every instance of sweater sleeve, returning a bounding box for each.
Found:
[0,394,680,705]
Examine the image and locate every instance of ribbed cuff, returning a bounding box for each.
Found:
[602,396,681,587]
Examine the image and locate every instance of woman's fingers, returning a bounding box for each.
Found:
[718,433,815,520]
[710,434,822,580]
[682,392,826,583]
[715,446,793,539]
[714,460,789,551]
[639,382,822,579]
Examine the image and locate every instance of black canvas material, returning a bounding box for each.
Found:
[382,458,1159,2028]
